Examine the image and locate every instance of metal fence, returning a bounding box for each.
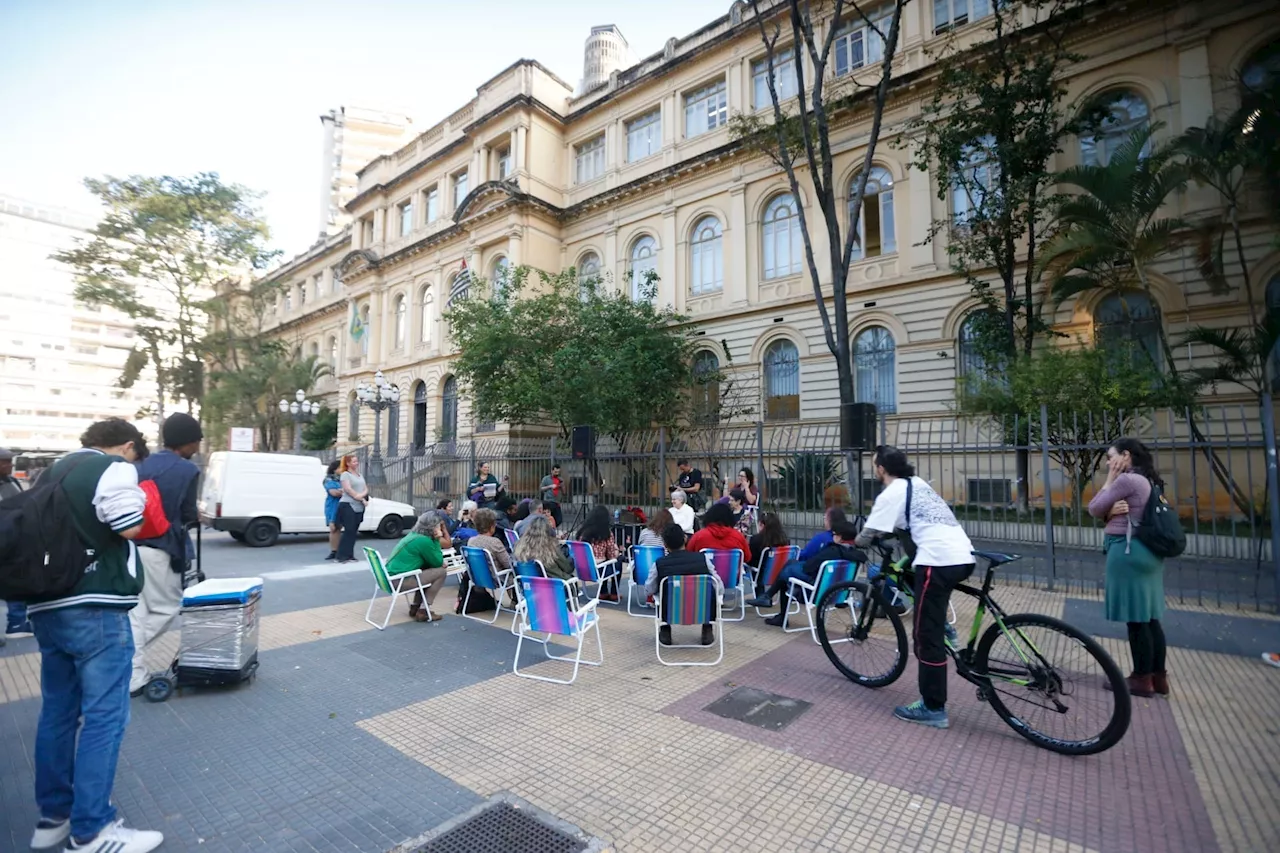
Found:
[361,402,1279,612]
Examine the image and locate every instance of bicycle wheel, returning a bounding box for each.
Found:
[816,581,908,688]
[975,613,1131,755]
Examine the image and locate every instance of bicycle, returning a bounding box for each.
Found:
[815,538,1131,755]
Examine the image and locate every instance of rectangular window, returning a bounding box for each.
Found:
[967,478,1012,505]
[425,186,440,222]
[752,49,798,108]
[835,9,890,76]
[313,274,323,299]
[398,200,413,236]
[684,80,728,138]
[453,172,469,209]
[497,147,512,179]
[934,0,992,34]
[575,135,606,184]
[626,110,661,162]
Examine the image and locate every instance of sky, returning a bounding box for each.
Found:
[0,0,730,259]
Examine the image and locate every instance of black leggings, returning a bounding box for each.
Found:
[336,503,364,561]
[1126,620,1166,676]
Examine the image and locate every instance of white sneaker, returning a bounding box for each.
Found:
[1262,652,1280,669]
[67,819,164,852]
[30,817,70,848]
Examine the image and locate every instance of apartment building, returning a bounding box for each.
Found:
[0,195,158,451]
[261,0,1279,457]
[318,106,416,238]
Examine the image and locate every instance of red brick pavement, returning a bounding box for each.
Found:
[665,636,1219,853]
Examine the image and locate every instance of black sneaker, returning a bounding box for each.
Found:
[764,613,785,627]
[324,551,337,561]
[700,625,715,646]
[658,625,673,646]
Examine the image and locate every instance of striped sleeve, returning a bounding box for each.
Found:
[92,460,146,533]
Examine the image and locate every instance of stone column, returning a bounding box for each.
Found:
[1177,37,1217,215]
[661,207,677,306]
[604,226,619,292]
[905,138,937,273]
[727,185,749,306]
[372,207,386,246]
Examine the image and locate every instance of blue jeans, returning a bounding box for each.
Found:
[31,607,134,840]
[770,561,810,612]
[7,600,27,630]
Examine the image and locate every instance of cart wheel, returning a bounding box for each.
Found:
[144,677,174,703]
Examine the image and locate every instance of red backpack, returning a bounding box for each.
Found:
[137,480,171,540]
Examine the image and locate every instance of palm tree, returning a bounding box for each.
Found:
[1182,318,1280,398]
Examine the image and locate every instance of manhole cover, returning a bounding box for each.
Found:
[393,794,610,853]
[704,685,812,730]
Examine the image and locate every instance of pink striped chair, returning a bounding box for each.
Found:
[753,545,801,619]
[565,540,620,605]
[700,548,747,621]
[513,576,603,685]
[656,573,723,666]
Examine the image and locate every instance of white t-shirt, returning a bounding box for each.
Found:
[864,476,975,567]
[669,503,695,534]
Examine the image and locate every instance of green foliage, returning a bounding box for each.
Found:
[444,265,695,443]
[911,0,1088,360]
[1181,319,1280,398]
[771,453,839,512]
[53,173,278,415]
[303,406,339,451]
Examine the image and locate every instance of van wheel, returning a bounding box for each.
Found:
[229,531,245,542]
[243,519,279,548]
[376,515,403,539]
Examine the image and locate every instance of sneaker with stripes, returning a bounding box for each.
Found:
[67,819,163,853]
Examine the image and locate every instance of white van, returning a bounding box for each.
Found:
[198,452,417,548]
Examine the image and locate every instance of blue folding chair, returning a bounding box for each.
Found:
[626,545,663,617]
[700,548,747,622]
[460,545,517,625]
[656,573,723,666]
[784,559,859,643]
[513,576,603,685]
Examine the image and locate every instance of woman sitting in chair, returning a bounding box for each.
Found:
[645,524,715,647]
[638,509,673,549]
[469,508,514,604]
[385,510,451,622]
[576,505,621,602]
[513,515,575,580]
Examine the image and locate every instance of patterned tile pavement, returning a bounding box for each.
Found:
[2,539,1278,853]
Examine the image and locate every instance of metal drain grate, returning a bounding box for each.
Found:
[704,685,812,730]
[395,794,609,853]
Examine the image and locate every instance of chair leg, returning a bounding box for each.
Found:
[782,580,811,633]
[364,586,387,630]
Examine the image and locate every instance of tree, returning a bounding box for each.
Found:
[731,0,908,461]
[445,265,695,443]
[682,340,761,498]
[303,406,339,451]
[53,173,278,418]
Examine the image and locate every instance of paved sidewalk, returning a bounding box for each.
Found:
[2,536,1278,852]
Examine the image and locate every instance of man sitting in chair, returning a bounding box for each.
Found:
[645,524,716,647]
[748,520,865,627]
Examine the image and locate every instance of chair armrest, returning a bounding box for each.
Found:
[788,577,815,593]
[576,598,601,616]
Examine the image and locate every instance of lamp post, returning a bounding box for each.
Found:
[278,389,320,453]
[355,369,400,485]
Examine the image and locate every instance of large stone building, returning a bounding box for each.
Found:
[261,0,1279,463]
[0,194,159,451]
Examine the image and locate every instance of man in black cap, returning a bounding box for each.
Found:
[128,413,203,696]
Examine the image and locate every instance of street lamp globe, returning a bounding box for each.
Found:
[374,369,386,388]
[278,399,289,414]
[295,388,306,403]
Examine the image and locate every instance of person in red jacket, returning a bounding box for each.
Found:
[686,502,751,562]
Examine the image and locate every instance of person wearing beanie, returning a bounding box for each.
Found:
[128,412,203,696]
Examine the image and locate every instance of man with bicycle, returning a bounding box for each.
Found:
[857,445,975,730]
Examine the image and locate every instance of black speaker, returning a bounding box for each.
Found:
[571,425,596,460]
[842,402,878,451]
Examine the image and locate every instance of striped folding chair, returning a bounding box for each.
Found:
[565,540,620,605]
[700,548,747,622]
[460,545,517,625]
[626,545,663,617]
[753,545,801,618]
[441,547,467,577]
[502,527,520,552]
[362,546,434,630]
[513,576,603,685]
[656,573,723,666]
[784,559,859,643]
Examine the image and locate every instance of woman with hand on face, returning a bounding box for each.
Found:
[335,454,369,563]
[1088,437,1168,698]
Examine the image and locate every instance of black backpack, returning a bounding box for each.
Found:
[1132,480,1187,559]
[0,456,95,602]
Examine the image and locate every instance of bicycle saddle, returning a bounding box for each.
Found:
[972,550,1019,567]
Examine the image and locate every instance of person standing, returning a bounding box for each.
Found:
[1088,438,1168,698]
[672,459,705,510]
[856,445,975,730]
[128,413,203,697]
[335,454,369,563]
[323,460,343,560]
[467,461,506,509]
[540,464,563,502]
[1,447,33,641]
[26,418,165,853]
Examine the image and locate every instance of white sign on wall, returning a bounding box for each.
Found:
[229,428,255,452]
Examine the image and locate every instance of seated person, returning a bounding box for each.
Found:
[748,520,865,626]
[637,509,673,549]
[748,512,789,571]
[512,515,574,580]
[686,502,751,563]
[467,508,514,604]
[514,500,547,536]
[797,506,850,561]
[454,500,480,541]
[494,496,519,533]
[385,511,451,622]
[669,490,695,534]
[576,505,621,602]
[644,524,716,647]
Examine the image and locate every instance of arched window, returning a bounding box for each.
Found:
[957,310,1000,393]
[763,339,800,420]
[309,341,319,360]
[1242,41,1280,94]
[576,252,601,300]
[419,285,433,344]
[347,392,360,441]
[1266,276,1280,391]
[951,134,998,223]
[1080,90,1150,166]
[1094,292,1163,371]
[387,389,400,456]
[491,256,511,299]
[393,294,407,349]
[763,194,802,280]
[629,235,657,300]
[692,349,721,423]
[440,376,458,441]
[854,326,896,414]
[850,167,896,260]
[690,216,724,296]
[359,303,371,356]
[412,381,428,451]
[327,336,337,372]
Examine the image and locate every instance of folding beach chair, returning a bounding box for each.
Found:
[502,527,520,552]
[626,544,663,617]
[700,548,747,622]
[753,545,801,619]
[565,540,620,605]
[656,573,723,667]
[363,546,435,630]
[460,545,517,625]
[783,559,858,643]
[513,576,603,685]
